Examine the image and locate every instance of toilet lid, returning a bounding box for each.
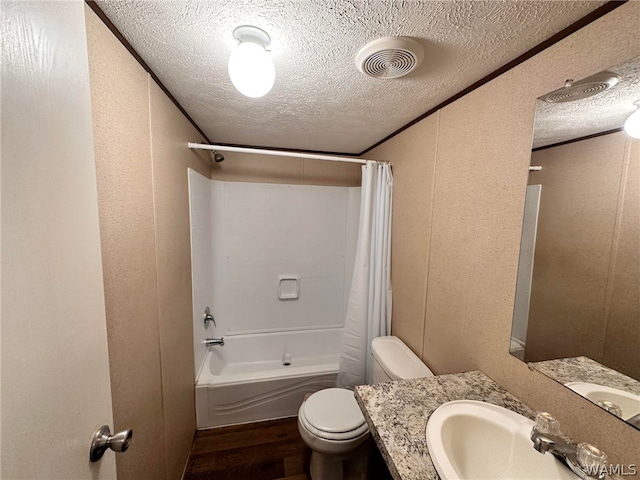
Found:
[301,388,367,437]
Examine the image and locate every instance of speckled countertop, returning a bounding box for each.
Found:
[532,356,640,396]
[354,370,536,480]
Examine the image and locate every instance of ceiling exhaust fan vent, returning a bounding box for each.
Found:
[356,37,424,79]
[541,71,619,103]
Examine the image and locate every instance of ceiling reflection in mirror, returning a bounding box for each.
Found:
[510,55,640,429]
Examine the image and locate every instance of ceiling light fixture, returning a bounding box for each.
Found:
[228,25,275,98]
[624,100,640,139]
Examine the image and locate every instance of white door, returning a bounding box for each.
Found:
[1,1,117,478]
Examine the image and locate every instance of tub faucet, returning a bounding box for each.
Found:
[531,412,607,480]
[205,337,224,347]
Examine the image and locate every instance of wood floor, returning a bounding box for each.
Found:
[183,417,311,480]
[183,417,394,480]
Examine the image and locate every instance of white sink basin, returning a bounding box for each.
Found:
[565,382,640,420]
[426,400,578,480]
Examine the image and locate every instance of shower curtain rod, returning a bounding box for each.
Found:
[188,143,539,170]
[187,142,389,165]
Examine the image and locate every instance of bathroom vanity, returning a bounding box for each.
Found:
[354,371,536,480]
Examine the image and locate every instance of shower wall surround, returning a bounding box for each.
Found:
[189,170,360,377]
[189,171,215,376]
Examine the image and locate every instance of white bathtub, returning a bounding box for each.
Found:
[195,328,341,429]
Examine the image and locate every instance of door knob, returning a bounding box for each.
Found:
[90,425,133,462]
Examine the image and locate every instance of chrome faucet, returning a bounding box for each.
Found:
[205,337,224,347]
[531,412,607,480]
[593,400,640,429]
[596,400,623,418]
[203,306,216,328]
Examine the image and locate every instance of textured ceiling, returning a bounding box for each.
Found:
[533,55,640,149]
[96,0,608,154]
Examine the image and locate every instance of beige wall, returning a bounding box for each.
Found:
[86,5,211,479]
[367,114,439,357]
[210,152,361,186]
[86,10,166,479]
[148,80,211,479]
[602,135,640,379]
[526,132,639,381]
[367,2,640,466]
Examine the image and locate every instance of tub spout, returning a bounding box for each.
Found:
[205,337,224,347]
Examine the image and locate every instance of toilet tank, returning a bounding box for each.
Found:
[371,336,434,383]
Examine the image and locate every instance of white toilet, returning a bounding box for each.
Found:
[297,388,369,480]
[371,335,434,383]
[298,336,433,480]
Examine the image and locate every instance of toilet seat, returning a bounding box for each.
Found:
[299,388,368,441]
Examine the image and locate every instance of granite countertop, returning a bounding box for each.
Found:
[531,356,640,396]
[354,370,536,480]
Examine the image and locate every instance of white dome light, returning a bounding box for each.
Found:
[624,102,640,139]
[228,26,275,98]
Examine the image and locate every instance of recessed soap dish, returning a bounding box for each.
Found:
[277,275,300,300]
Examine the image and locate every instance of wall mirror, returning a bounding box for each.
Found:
[510,55,640,429]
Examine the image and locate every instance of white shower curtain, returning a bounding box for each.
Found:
[338,161,393,387]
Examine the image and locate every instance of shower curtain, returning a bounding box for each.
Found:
[338,161,393,387]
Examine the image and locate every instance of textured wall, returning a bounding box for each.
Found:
[527,134,624,362]
[367,114,439,358]
[85,5,211,479]
[369,1,640,466]
[86,8,166,480]
[210,153,361,186]
[148,79,212,479]
[602,135,640,380]
[526,132,639,382]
